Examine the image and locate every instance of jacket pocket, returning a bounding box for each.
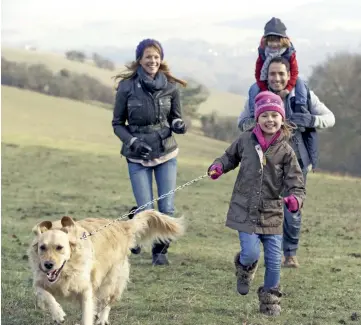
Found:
[157,126,171,140]
[159,96,172,117]
[156,127,177,153]
[127,99,144,124]
[259,199,283,227]
[162,135,178,153]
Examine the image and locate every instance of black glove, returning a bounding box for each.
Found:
[172,120,187,134]
[290,113,316,128]
[130,139,152,159]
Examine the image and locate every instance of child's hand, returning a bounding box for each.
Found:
[279,89,290,99]
[284,195,299,213]
[208,164,223,180]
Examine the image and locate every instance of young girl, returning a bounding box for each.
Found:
[208,91,306,316]
[255,17,298,99]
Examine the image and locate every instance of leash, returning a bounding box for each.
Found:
[79,171,215,239]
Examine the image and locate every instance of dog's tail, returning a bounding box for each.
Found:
[127,210,185,247]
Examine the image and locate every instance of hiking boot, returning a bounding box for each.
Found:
[234,252,258,295]
[128,206,138,220]
[152,253,169,266]
[257,286,282,316]
[282,256,299,268]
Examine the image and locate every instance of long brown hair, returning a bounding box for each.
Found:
[280,121,295,140]
[113,44,187,89]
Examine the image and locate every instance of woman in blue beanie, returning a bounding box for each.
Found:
[112,39,187,266]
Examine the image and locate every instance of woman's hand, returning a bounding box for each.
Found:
[130,139,153,159]
[172,120,187,134]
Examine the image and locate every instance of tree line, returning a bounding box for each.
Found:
[65,50,115,71]
[1,57,115,104]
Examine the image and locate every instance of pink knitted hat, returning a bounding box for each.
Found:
[254,91,285,121]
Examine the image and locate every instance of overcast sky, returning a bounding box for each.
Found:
[2,0,320,25]
[2,0,360,48]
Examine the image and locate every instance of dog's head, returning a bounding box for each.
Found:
[31,216,77,284]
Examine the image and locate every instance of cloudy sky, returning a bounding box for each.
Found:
[2,0,319,25]
[2,0,361,49]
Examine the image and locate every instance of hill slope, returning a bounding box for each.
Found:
[1,85,229,166]
[1,47,245,117]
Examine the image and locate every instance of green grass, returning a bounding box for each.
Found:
[198,89,245,117]
[2,86,361,325]
[2,47,245,117]
[1,86,228,165]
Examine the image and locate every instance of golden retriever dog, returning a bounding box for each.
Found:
[28,210,184,325]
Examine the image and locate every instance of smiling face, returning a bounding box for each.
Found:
[267,62,290,93]
[267,37,282,50]
[257,110,284,136]
[139,46,161,78]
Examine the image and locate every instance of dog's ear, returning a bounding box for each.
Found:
[60,216,78,246]
[61,216,75,228]
[32,221,53,236]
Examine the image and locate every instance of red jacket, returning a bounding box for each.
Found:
[255,51,299,92]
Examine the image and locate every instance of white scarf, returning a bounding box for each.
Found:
[260,47,288,81]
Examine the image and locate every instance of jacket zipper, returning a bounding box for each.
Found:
[146,91,159,123]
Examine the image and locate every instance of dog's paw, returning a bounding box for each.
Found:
[96,313,109,325]
[96,306,110,325]
[52,306,66,323]
[35,296,46,310]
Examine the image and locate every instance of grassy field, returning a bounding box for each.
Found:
[1,47,245,117]
[2,85,361,325]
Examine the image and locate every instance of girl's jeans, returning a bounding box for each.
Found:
[238,232,282,289]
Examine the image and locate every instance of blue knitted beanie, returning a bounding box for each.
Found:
[135,39,164,60]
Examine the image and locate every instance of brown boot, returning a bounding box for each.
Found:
[257,286,282,316]
[234,252,258,295]
[282,256,299,268]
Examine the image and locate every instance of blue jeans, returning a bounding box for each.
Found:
[238,232,282,289]
[127,157,177,254]
[283,168,308,256]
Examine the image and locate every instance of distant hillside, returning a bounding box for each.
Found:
[1,47,245,117]
[198,90,244,117]
[1,85,230,165]
[1,47,118,88]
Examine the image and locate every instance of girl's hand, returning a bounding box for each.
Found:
[208,164,223,180]
[284,195,299,212]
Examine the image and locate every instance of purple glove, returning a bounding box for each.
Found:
[208,164,223,180]
[284,195,299,213]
